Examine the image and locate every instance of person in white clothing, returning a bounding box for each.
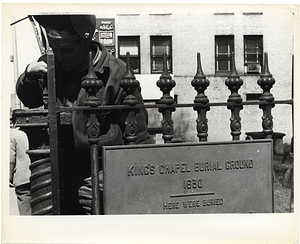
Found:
[10,109,32,215]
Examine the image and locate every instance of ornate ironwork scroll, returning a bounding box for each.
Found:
[191,53,210,142]
[120,52,140,145]
[156,53,176,143]
[257,52,275,139]
[29,154,52,215]
[225,52,243,140]
[81,52,103,215]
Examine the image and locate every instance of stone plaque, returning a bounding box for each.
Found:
[102,140,273,214]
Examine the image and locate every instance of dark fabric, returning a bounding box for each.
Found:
[78,171,104,215]
[17,41,149,147]
[15,183,32,215]
[16,42,149,214]
[34,15,96,42]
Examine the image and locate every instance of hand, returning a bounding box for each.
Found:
[26,55,47,80]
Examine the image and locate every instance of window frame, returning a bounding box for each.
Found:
[246,93,262,101]
[244,35,263,74]
[150,36,172,74]
[118,36,141,74]
[215,35,234,75]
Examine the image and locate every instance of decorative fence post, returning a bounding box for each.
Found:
[225,52,243,140]
[156,52,176,143]
[120,52,140,145]
[257,52,275,139]
[29,49,59,215]
[191,53,210,142]
[81,52,103,215]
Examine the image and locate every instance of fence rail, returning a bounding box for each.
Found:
[14,49,293,215]
[53,99,293,112]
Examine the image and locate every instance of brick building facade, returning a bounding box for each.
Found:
[96,5,295,144]
[9,4,296,144]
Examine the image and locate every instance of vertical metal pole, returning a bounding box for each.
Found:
[191,53,210,142]
[11,16,21,109]
[156,53,176,143]
[90,143,100,214]
[28,15,45,55]
[290,54,294,212]
[291,55,294,138]
[47,49,60,214]
[225,52,243,140]
[257,52,275,139]
[81,52,103,214]
[120,52,140,145]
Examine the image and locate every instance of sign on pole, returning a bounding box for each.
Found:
[95,18,115,56]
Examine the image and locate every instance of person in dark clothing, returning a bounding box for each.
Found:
[16,14,149,214]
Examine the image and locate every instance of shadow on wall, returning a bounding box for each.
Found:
[147,108,162,129]
[146,107,197,143]
[173,109,197,142]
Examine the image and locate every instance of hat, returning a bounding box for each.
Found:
[33,14,96,42]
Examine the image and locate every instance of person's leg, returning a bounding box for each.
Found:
[15,183,32,215]
[78,171,103,215]
[59,158,86,215]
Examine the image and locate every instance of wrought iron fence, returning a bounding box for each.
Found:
[14,50,293,215]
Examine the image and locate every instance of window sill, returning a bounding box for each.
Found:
[214,73,230,77]
[151,72,173,75]
[214,73,262,77]
[243,73,261,76]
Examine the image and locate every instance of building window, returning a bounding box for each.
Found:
[215,35,234,74]
[244,35,263,74]
[118,36,140,74]
[150,36,172,74]
[246,93,262,101]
